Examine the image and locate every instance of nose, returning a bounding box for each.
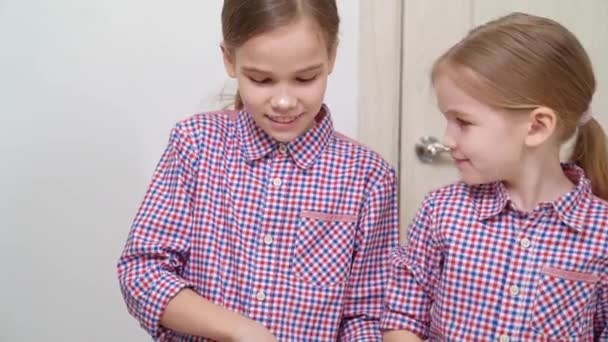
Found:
[270,92,297,112]
[442,125,457,150]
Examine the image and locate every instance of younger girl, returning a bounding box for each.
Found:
[382,12,608,341]
[117,0,399,341]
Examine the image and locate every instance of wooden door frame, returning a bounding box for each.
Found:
[357,0,403,169]
[357,0,404,237]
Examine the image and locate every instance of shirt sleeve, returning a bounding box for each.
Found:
[338,168,400,341]
[117,123,199,340]
[380,193,443,340]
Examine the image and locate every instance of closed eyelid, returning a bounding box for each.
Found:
[248,76,273,85]
[296,74,318,82]
[298,71,319,78]
[245,71,270,79]
[242,64,323,79]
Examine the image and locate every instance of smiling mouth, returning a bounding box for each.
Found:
[452,156,469,163]
[265,113,303,124]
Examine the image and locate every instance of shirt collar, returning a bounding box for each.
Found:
[473,181,510,220]
[551,163,593,232]
[237,110,276,162]
[474,163,593,232]
[237,104,334,169]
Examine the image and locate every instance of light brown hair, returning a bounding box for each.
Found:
[221,0,340,109]
[432,12,608,200]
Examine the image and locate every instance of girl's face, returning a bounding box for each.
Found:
[222,18,336,143]
[434,73,530,185]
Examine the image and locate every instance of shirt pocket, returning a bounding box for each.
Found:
[531,265,599,338]
[291,210,357,288]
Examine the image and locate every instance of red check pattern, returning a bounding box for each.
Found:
[118,106,399,341]
[382,164,608,341]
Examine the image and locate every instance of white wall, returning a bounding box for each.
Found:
[0,0,359,341]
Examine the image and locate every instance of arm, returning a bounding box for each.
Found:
[383,330,424,342]
[116,124,275,341]
[380,194,442,340]
[338,169,400,341]
[161,288,276,341]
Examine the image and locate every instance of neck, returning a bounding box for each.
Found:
[503,155,574,212]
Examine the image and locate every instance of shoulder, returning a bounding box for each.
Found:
[329,131,396,188]
[588,195,608,212]
[425,181,475,203]
[584,195,608,235]
[420,181,489,216]
[172,110,239,146]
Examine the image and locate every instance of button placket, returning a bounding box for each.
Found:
[278,144,288,155]
[271,178,283,188]
[255,290,266,301]
[509,285,520,297]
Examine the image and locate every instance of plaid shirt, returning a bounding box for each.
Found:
[381,164,608,341]
[117,106,398,341]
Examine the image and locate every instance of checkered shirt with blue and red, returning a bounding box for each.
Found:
[381,163,608,341]
[117,106,399,341]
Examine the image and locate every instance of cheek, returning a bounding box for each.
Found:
[300,73,328,93]
[458,128,486,153]
[238,84,268,106]
[299,81,328,103]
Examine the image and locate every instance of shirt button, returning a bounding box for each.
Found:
[255,290,266,301]
[272,178,282,188]
[263,234,273,245]
[520,238,531,248]
[499,334,510,342]
[509,285,520,297]
[278,144,288,155]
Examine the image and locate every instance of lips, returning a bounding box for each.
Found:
[451,154,469,163]
[265,113,303,124]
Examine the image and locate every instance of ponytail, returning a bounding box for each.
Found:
[569,118,608,200]
[234,90,244,110]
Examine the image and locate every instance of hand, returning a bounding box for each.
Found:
[383,330,423,342]
[229,318,278,342]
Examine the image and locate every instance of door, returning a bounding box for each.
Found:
[359,0,608,243]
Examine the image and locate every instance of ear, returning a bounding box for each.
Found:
[327,40,339,75]
[524,106,557,147]
[220,42,236,78]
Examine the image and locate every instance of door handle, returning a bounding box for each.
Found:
[415,136,450,163]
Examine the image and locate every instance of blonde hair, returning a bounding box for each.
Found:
[221,0,340,109]
[432,12,608,200]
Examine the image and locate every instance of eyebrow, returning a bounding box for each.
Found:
[242,63,324,74]
[444,109,472,118]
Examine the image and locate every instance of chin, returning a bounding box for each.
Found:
[268,123,313,143]
[462,173,500,186]
[462,179,484,186]
[268,131,300,143]
[459,173,487,186]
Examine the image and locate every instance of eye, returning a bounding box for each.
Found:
[456,118,471,127]
[248,77,272,85]
[296,75,317,83]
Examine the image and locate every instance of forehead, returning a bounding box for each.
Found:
[434,73,497,117]
[233,18,330,71]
